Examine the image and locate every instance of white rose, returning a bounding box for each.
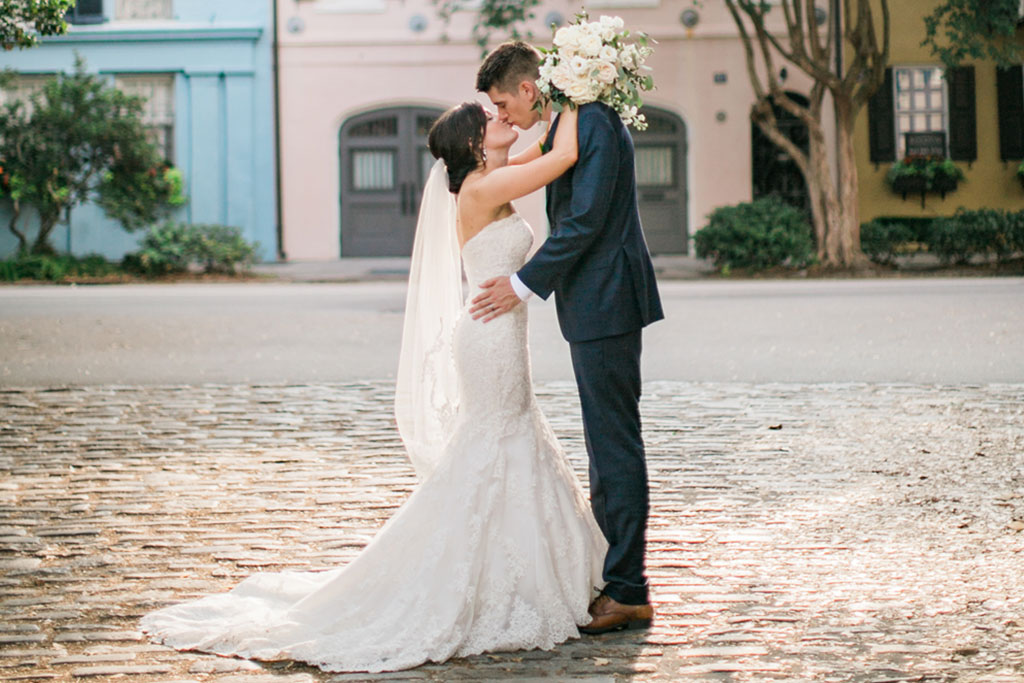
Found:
[596,61,617,84]
[555,24,586,49]
[566,78,596,103]
[553,26,574,48]
[570,55,590,75]
[581,33,603,57]
[550,62,574,91]
[599,45,618,63]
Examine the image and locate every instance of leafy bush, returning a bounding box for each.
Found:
[0,253,119,282]
[926,217,971,264]
[190,224,257,274]
[926,208,1024,264]
[695,198,815,271]
[123,221,194,275]
[123,222,258,276]
[860,219,917,265]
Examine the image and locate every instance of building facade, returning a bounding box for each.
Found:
[857,0,1024,223]
[277,0,830,260]
[0,0,277,261]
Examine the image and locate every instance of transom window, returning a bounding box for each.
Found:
[114,74,176,161]
[894,66,947,158]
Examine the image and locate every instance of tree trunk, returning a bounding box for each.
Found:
[806,119,843,265]
[32,212,60,256]
[7,202,28,255]
[834,96,868,267]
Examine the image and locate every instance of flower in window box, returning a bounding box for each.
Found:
[1017,161,1024,189]
[928,158,965,197]
[886,156,929,198]
[886,155,964,199]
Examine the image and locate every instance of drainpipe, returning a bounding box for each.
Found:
[272,0,286,260]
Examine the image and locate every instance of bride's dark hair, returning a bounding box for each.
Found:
[427,102,487,194]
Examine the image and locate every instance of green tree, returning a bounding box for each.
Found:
[0,59,185,255]
[923,0,1024,69]
[1,0,73,50]
[434,0,542,55]
[720,0,890,268]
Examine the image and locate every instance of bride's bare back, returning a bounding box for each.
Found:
[457,107,578,248]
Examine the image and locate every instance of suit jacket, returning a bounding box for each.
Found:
[517,102,664,344]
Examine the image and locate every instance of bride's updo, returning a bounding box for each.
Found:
[428,102,487,194]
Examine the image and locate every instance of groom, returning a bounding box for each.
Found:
[471,42,664,634]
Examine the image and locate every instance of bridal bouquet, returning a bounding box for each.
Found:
[536,12,655,130]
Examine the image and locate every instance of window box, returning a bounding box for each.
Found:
[886,155,965,204]
[1018,162,1024,190]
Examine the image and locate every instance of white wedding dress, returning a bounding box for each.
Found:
[141,213,608,673]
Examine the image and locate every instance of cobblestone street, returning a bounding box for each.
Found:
[2,381,1023,682]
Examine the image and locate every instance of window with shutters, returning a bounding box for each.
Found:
[893,67,948,159]
[114,74,176,162]
[116,0,172,20]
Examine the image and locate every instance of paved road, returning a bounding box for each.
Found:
[2,381,1022,681]
[1,277,1022,386]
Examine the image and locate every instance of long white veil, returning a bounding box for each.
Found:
[394,159,462,480]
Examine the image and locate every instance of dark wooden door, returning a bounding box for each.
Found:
[633,108,688,254]
[339,107,442,257]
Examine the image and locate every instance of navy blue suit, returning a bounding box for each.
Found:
[518,102,663,605]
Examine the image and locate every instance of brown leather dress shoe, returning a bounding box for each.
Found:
[579,594,654,635]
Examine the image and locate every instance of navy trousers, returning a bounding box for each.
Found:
[569,328,649,605]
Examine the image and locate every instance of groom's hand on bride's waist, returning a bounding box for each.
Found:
[470,277,521,322]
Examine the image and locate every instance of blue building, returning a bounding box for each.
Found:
[0,0,278,261]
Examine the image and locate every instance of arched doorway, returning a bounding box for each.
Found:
[751,92,811,214]
[339,106,443,257]
[633,107,688,254]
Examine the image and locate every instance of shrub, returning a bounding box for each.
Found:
[0,253,119,282]
[925,208,1024,265]
[860,220,916,265]
[190,224,257,274]
[926,217,970,265]
[123,222,258,276]
[1003,209,1024,258]
[695,198,815,271]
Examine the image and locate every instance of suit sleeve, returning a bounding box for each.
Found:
[517,107,619,299]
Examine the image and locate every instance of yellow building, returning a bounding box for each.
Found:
[856,1,1024,223]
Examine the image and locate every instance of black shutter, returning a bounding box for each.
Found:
[868,68,896,163]
[996,65,1024,161]
[947,66,977,161]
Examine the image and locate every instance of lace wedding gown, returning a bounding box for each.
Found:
[141,214,608,673]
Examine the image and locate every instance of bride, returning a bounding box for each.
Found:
[141,102,609,673]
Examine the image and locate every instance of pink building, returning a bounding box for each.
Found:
[276,0,830,260]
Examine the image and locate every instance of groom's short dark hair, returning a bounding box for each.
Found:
[476,41,541,95]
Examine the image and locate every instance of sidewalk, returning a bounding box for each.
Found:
[251,255,717,283]
[2,381,1022,681]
